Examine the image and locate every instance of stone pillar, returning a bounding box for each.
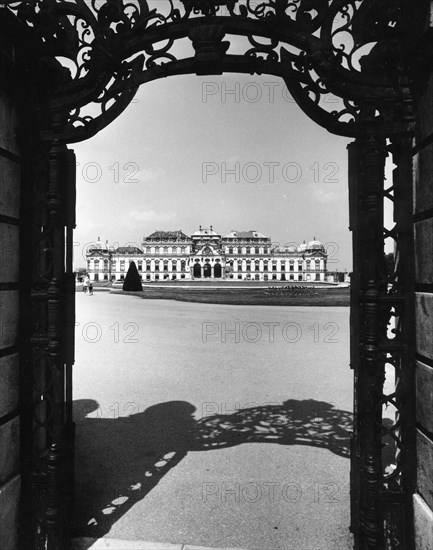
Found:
[0,13,25,549]
[413,8,433,547]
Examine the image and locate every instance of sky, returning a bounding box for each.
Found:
[73,71,353,271]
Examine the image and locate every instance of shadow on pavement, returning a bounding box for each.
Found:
[73,398,352,542]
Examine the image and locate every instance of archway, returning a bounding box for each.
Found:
[203,262,212,278]
[1,1,423,549]
[193,262,202,278]
[214,262,222,279]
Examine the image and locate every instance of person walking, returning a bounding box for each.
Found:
[83,275,90,294]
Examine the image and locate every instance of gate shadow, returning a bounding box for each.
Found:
[73,398,352,540]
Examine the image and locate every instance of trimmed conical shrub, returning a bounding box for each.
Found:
[122,261,143,291]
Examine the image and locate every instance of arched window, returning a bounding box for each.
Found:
[246,246,251,254]
[238,247,242,254]
[229,247,233,254]
[255,247,260,254]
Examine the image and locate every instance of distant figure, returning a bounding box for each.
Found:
[88,282,93,295]
[83,275,90,294]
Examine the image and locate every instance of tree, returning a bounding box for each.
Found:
[122,261,143,291]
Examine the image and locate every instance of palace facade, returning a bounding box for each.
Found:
[85,227,328,282]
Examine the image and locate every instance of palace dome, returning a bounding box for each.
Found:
[307,238,325,251]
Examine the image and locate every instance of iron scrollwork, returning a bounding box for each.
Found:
[0,2,425,550]
[0,0,426,142]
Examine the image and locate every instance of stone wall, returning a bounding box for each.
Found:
[0,59,22,550]
[413,9,433,547]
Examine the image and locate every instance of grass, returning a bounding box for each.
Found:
[109,285,350,306]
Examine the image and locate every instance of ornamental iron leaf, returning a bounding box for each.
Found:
[0,1,424,140]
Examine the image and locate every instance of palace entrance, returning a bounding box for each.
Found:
[214,262,222,279]
[203,262,212,278]
[193,262,202,278]
[0,1,425,549]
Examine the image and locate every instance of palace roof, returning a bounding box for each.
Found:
[144,230,190,241]
[192,226,220,237]
[223,230,269,240]
[113,246,143,254]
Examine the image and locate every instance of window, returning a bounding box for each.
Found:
[272,274,277,280]
[120,261,125,271]
[255,274,260,280]
[264,247,268,254]
[155,274,159,280]
[281,264,285,271]
[316,273,320,281]
[246,247,251,254]
[155,263,159,271]
[172,263,177,271]
[146,262,151,271]
[181,261,186,271]
[238,247,242,254]
[138,261,142,271]
[272,264,277,271]
[289,274,294,280]
[299,274,303,281]
[298,264,303,271]
[289,263,294,271]
[255,247,260,254]
[229,247,233,254]
[238,274,242,280]
[146,274,151,281]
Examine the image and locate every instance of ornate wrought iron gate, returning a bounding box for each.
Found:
[2,1,425,549]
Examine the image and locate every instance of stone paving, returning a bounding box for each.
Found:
[73,292,353,550]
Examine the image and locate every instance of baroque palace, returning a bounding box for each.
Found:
[85,227,328,282]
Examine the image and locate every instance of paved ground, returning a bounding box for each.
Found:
[73,292,353,550]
